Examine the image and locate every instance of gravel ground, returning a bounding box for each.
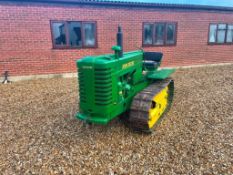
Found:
[0,65,233,175]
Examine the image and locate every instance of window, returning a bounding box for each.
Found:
[226,25,233,43]
[52,22,67,46]
[83,22,96,47]
[155,23,165,45]
[68,22,82,47]
[208,23,233,44]
[51,21,97,48]
[143,24,153,45]
[143,22,177,46]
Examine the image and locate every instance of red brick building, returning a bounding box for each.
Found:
[0,0,233,80]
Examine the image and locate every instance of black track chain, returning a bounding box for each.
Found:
[129,78,174,133]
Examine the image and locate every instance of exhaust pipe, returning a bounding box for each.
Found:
[117,25,123,58]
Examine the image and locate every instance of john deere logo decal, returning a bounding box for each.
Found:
[122,61,134,69]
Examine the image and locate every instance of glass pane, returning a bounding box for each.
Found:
[226,25,233,43]
[166,24,175,44]
[83,23,96,47]
[143,24,153,45]
[155,23,165,45]
[209,24,217,43]
[228,25,233,30]
[52,22,66,45]
[217,30,226,43]
[68,22,82,47]
[218,24,227,30]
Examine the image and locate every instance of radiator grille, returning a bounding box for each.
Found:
[78,71,86,103]
[94,68,112,105]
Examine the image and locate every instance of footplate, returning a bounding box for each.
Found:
[129,78,174,133]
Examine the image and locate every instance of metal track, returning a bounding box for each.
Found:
[129,78,174,133]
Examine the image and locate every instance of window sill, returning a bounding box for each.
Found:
[208,42,233,45]
[142,44,176,47]
[52,46,98,50]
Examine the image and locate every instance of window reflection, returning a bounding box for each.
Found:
[69,22,82,47]
[143,24,153,45]
[52,22,66,45]
[83,23,95,47]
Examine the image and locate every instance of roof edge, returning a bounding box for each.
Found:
[1,0,233,12]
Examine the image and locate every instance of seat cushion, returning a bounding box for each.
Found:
[144,60,159,69]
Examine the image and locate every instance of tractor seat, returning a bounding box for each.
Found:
[143,52,163,70]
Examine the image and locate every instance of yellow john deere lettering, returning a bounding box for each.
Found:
[122,61,134,69]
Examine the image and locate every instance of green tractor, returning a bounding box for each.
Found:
[76,26,175,133]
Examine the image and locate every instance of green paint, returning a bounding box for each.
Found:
[146,69,176,80]
[76,49,175,124]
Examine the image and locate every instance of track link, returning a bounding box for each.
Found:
[129,78,174,133]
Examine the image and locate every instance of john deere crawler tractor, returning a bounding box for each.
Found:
[76,26,175,133]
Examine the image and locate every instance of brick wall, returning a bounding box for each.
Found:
[0,2,233,76]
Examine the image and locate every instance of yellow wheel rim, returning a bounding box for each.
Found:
[148,86,168,129]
